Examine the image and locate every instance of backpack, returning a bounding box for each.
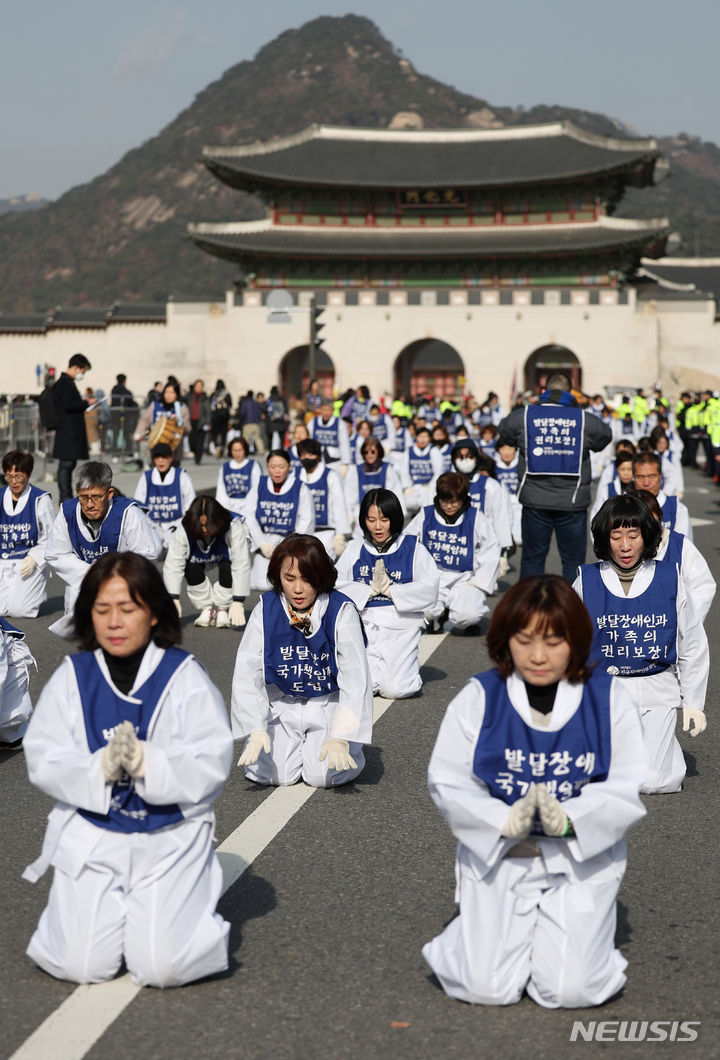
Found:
[38,384,58,430]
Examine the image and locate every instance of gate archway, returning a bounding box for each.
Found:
[394,339,464,400]
[524,345,581,393]
[279,345,335,399]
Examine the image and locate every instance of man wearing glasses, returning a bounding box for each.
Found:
[46,461,161,636]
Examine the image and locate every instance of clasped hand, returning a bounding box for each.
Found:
[368,559,393,598]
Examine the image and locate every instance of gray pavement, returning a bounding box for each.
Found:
[1,469,719,1059]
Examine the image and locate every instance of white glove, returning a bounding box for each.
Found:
[338,464,348,479]
[682,708,707,737]
[369,559,393,598]
[319,738,357,772]
[502,783,537,839]
[117,721,145,779]
[536,782,569,836]
[229,600,246,627]
[260,540,275,559]
[173,598,182,618]
[19,555,37,579]
[498,555,509,578]
[332,532,347,557]
[238,730,271,766]
[102,735,124,783]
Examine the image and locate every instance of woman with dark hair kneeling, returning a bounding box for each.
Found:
[423,575,646,1008]
[574,494,708,793]
[335,488,439,699]
[22,552,234,987]
[231,534,372,787]
[163,495,251,628]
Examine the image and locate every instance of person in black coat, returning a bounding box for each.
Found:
[52,354,92,502]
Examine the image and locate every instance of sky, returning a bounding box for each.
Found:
[2,0,719,200]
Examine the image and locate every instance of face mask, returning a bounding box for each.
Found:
[455,458,477,474]
[75,372,85,382]
[433,439,446,448]
[300,458,319,472]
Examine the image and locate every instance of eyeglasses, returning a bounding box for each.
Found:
[5,473,27,481]
[77,490,109,505]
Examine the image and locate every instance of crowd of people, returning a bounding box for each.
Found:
[1,360,714,1010]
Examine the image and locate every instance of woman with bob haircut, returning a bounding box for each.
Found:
[0,449,55,617]
[163,494,251,628]
[22,552,234,988]
[215,435,261,516]
[573,494,709,793]
[342,435,404,536]
[407,471,500,633]
[423,574,646,1009]
[335,488,439,699]
[231,534,372,787]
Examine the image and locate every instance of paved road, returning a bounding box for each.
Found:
[1,468,719,1059]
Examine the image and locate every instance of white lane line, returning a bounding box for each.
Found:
[690,517,714,527]
[12,633,449,1060]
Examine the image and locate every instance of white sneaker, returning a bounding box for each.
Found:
[215,608,231,629]
[194,607,215,627]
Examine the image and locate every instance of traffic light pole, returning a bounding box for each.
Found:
[308,295,316,383]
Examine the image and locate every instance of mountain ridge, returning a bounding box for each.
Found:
[3,14,719,313]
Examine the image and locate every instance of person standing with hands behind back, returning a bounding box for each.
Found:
[52,354,92,503]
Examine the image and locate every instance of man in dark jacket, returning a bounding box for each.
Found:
[498,370,612,581]
[52,354,92,502]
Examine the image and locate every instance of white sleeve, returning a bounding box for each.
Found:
[23,661,112,814]
[229,518,251,598]
[162,526,190,596]
[383,416,396,450]
[180,470,196,511]
[590,482,609,520]
[674,501,693,542]
[335,540,372,610]
[230,605,272,737]
[399,451,412,490]
[470,510,500,594]
[337,423,351,466]
[680,539,716,624]
[389,540,439,613]
[328,472,352,535]
[328,602,373,743]
[405,511,424,538]
[675,577,709,712]
[242,488,265,550]
[120,505,162,561]
[485,479,513,550]
[30,492,56,571]
[342,466,360,522]
[295,484,315,535]
[133,474,148,505]
[384,466,406,511]
[45,508,90,589]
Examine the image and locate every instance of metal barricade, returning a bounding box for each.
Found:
[0,402,41,456]
[0,399,141,468]
[103,407,142,460]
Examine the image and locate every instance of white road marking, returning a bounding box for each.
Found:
[690,517,714,527]
[11,633,449,1060]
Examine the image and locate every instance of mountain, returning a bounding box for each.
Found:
[2,14,719,313]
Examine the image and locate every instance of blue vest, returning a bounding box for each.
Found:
[357,464,388,496]
[352,535,417,608]
[256,476,302,536]
[495,460,518,495]
[436,444,453,473]
[421,505,475,572]
[0,484,46,559]
[659,529,684,570]
[262,590,356,698]
[580,562,678,677]
[0,616,24,640]
[392,427,408,453]
[468,475,488,512]
[186,527,230,566]
[408,447,434,485]
[222,460,253,499]
[74,648,188,833]
[350,398,372,423]
[143,470,183,525]
[312,417,340,450]
[306,468,330,528]
[525,406,584,476]
[607,480,619,499]
[472,668,612,820]
[370,417,388,442]
[661,495,678,531]
[151,400,182,425]
[62,497,136,564]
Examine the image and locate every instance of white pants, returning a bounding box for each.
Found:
[0,636,33,743]
[639,706,685,793]
[27,817,229,988]
[425,575,487,630]
[364,613,422,699]
[187,575,233,612]
[423,852,626,1008]
[0,560,47,619]
[243,699,364,787]
[250,553,271,591]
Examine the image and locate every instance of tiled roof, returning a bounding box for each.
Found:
[639,258,720,305]
[0,303,167,334]
[202,122,663,192]
[188,216,670,261]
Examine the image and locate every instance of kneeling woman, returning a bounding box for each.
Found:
[22,552,234,988]
[335,489,439,699]
[423,575,646,1008]
[163,495,251,628]
[231,534,372,787]
[574,494,708,793]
